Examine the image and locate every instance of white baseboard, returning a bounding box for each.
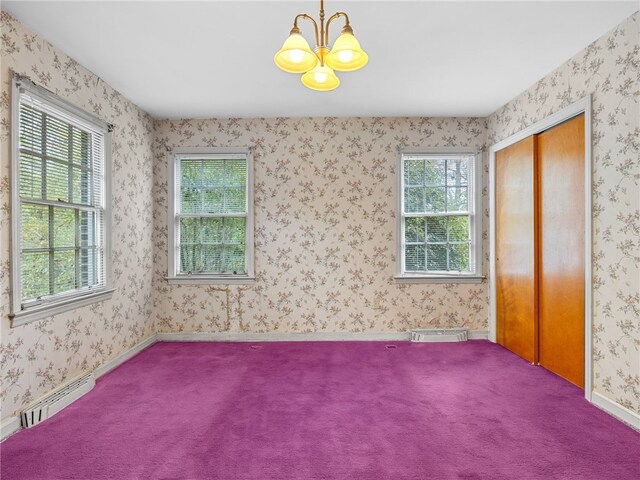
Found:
[591,391,640,430]
[156,331,412,342]
[468,330,489,340]
[94,334,157,379]
[156,331,490,343]
[0,415,21,441]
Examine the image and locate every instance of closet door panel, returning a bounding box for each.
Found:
[495,136,538,363]
[537,114,585,387]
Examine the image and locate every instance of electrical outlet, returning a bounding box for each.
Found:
[372,297,380,310]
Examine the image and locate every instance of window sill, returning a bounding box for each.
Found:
[10,288,115,327]
[166,276,256,286]
[394,275,485,284]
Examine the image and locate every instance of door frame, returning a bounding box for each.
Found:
[488,96,593,401]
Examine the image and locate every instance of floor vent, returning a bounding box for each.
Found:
[20,373,95,428]
[411,329,468,343]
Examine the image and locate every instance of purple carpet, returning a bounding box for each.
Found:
[1,341,638,479]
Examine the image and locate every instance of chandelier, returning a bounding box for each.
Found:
[274,0,369,91]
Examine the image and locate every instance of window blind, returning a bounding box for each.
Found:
[402,154,475,273]
[17,91,107,307]
[175,155,248,275]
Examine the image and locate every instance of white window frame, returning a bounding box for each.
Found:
[395,147,483,284]
[10,74,113,327]
[167,147,255,285]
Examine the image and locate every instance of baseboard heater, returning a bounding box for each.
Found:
[20,373,95,428]
[410,329,468,342]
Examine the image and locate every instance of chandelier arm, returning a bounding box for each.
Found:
[325,12,350,46]
[293,14,320,48]
[319,0,326,47]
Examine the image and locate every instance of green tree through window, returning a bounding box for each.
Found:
[177,157,248,274]
[402,154,475,274]
[17,100,104,305]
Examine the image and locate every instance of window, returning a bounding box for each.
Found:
[168,148,254,284]
[10,75,112,326]
[396,149,482,283]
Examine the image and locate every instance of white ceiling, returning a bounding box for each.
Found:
[3,1,638,119]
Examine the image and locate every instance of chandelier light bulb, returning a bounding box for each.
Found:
[337,50,354,63]
[274,33,318,73]
[314,71,328,83]
[325,28,368,72]
[301,65,340,91]
[289,49,305,63]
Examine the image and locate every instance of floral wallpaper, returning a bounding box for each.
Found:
[487,12,639,413]
[1,7,637,426]
[0,12,155,420]
[151,117,489,335]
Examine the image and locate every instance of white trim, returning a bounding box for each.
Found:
[166,276,255,285]
[9,73,113,327]
[103,125,114,296]
[94,334,157,378]
[395,275,484,284]
[583,99,593,402]
[468,330,489,340]
[12,73,109,132]
[488,139,497,344]
[488,96,593,400]
[10,288,115,327]
[171,147,251,156]
[157,332,413,342]
[0,416,21,441]
[168,147,255,282]
[157,331,490,342]
[489,98,591,152]
[168,150,176,278]
[10,75,20,323]
[591,391,640,431]
[396,147,483,281]
[400,147,481,155]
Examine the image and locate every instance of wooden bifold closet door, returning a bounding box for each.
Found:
[496,114,585,388]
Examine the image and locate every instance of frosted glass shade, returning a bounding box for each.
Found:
[274,34,318,73]
[325,32,368,72]
[301,65,340,91]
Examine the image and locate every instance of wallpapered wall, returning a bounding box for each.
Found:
[152,118,489,334]
[487,12,639,412]
[0,9,637,423]
[0,12,156,419]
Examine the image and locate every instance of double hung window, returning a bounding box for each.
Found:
[168,148,254,284]
[11,75,112,325]
[397,149,482,283]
